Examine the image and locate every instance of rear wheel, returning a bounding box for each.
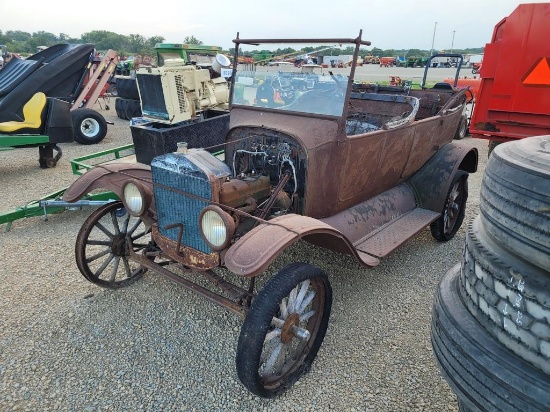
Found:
[71,108,107,145]
[430,170,468,241]
[236,263,332,398]
[454,114,468,140]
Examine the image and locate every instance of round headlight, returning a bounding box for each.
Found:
[199,206,235,250]
[122,181,146,216]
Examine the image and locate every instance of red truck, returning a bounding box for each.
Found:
[469,2,550,153]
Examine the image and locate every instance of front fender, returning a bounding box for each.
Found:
[224,214,380,277]
[63,162,153,206]
[407,141,478,212]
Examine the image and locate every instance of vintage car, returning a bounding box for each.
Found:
[63,31,478,398]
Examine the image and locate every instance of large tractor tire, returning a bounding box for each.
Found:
[431,265,550,412]
[480,136,550,271]
[115,98,142,121]
[115,76,140,100]
[460,216,550,374]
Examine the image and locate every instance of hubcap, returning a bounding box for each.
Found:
[81,118,99,137]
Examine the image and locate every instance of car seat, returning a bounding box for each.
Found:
[0,92,47,133]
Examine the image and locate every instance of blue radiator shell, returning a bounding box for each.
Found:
[151,152,214,254]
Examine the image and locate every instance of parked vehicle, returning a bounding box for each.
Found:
[63,31,478,397]
[471,62,482,74]
[115,56,135,76]
[469,3,550,154]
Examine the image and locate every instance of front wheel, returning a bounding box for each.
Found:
[430,170,468,241]
[71,108,108,145]
[236,263,332,398]
[75,201,153,289]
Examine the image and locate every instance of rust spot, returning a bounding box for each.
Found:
[474,122,500,132]
[152,225,219,269]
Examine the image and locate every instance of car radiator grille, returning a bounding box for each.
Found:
[151,153,212,254]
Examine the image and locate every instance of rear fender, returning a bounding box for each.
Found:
[408,141,478,212]
[63,162,154,210]
[224,214,380,277]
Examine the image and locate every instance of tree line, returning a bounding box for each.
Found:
[0,30,179,58]
[0,29,483,59]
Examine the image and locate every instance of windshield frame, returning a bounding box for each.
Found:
[229,31,370,118]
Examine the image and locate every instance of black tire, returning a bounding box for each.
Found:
[480,136,550,271]
[71,108,108,145]
[430,170,468,241]
[115,98,142,120]
[431,265,550,412]
[460,216,550,374]
[472,68,478,74]
[106,81,117,97]
[236,263,332,398]
[454,114,468,140]
[487,140,500,157]
[75,202,152,289]
[115,76,140,100]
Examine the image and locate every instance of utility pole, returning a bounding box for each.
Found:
[430,22,438,56]
[451,30,456,54]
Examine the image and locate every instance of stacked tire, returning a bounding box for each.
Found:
[431,135,550,412]
[114,76,142,120]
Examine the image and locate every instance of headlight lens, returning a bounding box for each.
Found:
[199,206,235,250]
[123,182,144,216]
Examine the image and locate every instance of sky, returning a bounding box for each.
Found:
[2,0,547,51]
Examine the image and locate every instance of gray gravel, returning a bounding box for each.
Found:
[0,99,488,411]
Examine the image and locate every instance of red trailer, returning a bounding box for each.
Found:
[470,3,550,151]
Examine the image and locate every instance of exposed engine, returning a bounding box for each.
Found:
[225,128,306,208]
[151,129,306,252]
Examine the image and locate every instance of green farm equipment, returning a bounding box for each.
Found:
[0,144,135,231]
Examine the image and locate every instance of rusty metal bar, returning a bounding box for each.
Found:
[164,223,184,256]
[201,270,253,302]
[130,252,247,317]
[233,36,371,47]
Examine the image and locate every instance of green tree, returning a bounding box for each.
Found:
[28,31,59,52]
[370,47,383,56]
[184,35,202,45]
[148,35,165,49]
[5,30,31,42]
[126,34,147,53]
[81,30,126,52]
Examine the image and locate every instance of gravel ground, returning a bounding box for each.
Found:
[0,99,488,411]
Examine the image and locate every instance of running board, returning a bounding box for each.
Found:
[354,208,440,258]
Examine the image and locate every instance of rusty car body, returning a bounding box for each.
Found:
[63,31,478,398]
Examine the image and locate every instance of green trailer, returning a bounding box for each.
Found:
[0,144,135,231]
